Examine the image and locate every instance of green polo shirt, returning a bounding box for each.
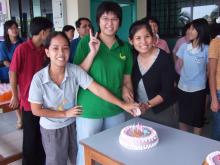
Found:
[74,35,133,118]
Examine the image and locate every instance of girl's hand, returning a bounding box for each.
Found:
[121,102,139,116]
[64,105,83,117]
[139,103,149,114]
[89,29,100,55]
[211,99,220,112]
[9,95,19,109]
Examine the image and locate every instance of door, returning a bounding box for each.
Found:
[9,0,53,38]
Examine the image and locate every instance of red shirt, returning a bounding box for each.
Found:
[10,39,46,111]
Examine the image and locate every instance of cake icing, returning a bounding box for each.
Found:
[119,123,159,150]
[205,151,220,165]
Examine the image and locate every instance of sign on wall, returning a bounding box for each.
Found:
[52,0,66,31]
[0,0,10,40]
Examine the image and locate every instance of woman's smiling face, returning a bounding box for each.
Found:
[45,35,70,67]
[130,27,154,55]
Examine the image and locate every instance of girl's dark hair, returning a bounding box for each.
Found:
[96,1,122,27]
[190,18,210,47]
[129,20,153,40]
[44,31,70,49]
[4,20,19,47]
[182,22,191,36]
[141,16,159,27]
[210,18,220,39]
[141,16,160,34]
[129,20,154,56]
[62,25,75,32]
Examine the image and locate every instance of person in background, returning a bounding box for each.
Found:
[70,17,92,63]
[175,18,210,135]
[208,16,220,141]
[129,20,175,126]
[62,25,75,41]
[173,22,191,63]
[74,2,134,165]
[9,17,53,165]
[173,22,191,84]
[141,16,170,54]
[29,31,138,165]
[0,20,23,129]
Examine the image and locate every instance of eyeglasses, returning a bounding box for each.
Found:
[100,17,119,23]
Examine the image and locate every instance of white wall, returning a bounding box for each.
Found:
[137,0,147,19]
[66,0,78,27]
[78,0,90,19]
[65,0,90,38]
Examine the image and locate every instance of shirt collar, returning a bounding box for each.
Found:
[186,43,202,54]
[27,38,44,51]
[110,40,120,50]
[42,64,69,84]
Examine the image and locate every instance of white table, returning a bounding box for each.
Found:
[81,118,220,165]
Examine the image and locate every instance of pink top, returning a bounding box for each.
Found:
[172,37,188,54]
[155,38,170,54]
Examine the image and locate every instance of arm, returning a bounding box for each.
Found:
[147,95,164,108]
[79,51,97,71]
[209,58,219,112]
[30,103,82,118]
[79,30,100,72]
[175,57,183,75]
[165,42,170,54]
[9,71,19,109]
[143,55,174,112]
[122,75,134,103]
[88,81,138,115]
[175,44,185,75]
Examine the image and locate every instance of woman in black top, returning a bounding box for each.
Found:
[129,20,175,125]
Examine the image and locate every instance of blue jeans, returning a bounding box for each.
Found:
[212,90,220,141]
[76,112,126,165]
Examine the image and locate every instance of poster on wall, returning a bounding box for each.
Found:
[52,0,66,31]
[0,0,10,41]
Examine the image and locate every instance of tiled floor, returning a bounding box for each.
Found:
[0,106,214,165]
[0,111,22,165]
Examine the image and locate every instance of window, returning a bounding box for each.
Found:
[148,0,219,37]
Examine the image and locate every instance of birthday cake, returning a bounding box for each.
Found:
[119,124,159,150]
[203,151,220,165]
